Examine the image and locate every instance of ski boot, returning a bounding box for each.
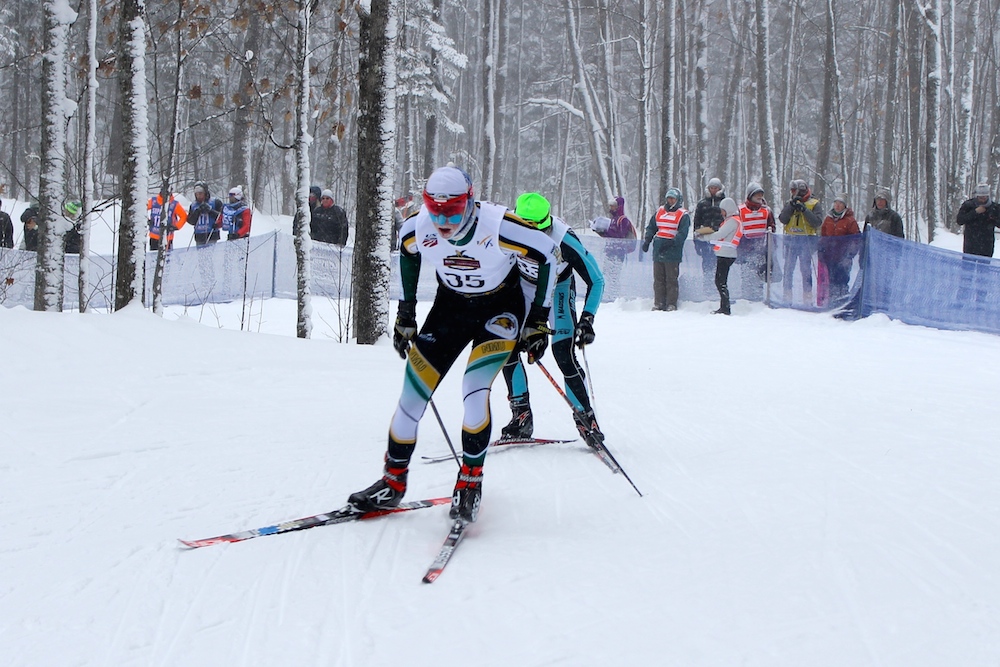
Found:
[573,408,605,451]
[500,396,534,440]
[347,461,407,512]
[450,463,483,523]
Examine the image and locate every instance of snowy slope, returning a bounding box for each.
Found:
[2,298,999,666]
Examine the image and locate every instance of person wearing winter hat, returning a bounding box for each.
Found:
[642,187,690,311]
[499,192,606,450]
[308,185,322,213]
[62,200,84,254]
[778,178,823,305]
[346,166,559,525]
[219,185,251,240]
[863,188,904,239]
[692,178,726,295]
[187,182,223,245]
[955,183,1000,257]
[147,192,188,251]
[696,197,741,315]
[19,206,40,251]
[818,194,861,305]
[310,188,349,245]
[738,182,778,299]
[0,198,14,249]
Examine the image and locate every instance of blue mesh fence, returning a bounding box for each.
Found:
[3,228,999,337]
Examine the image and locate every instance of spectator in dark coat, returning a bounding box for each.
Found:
[0,198,13,249]
[692,178,725,293]
[20,207,39,251]
[955,184,1000,258]
[187,182,223,245]
[311,189,349,246]
[309,185,322,215]
[863,188,904,238]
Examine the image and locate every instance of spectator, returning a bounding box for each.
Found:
[692,178,725,295]
[642,187,690,311]
[187,182,223,246]
[863,188,904,239]
[737,182,778,298]
[147,192,187,251]
[219,186,252,241]
[778,178,823,304]
[20,207,39,251]
[62,201,83,254]
[0,198,13,249]
[696,197,741,315]
[392,195,416,250]
[593,195,637,260]
[819,194,861,305]
[308,185,322,214]
[311,189,349,246]
[955,183,1000,258]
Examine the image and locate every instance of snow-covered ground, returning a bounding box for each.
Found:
[3,295,999,665]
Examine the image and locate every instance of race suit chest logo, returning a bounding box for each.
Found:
[485,313,519,339]
[442,250,481,271]
[422,234,438,247]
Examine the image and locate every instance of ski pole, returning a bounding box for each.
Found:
[428,397,462,469]
[533,360,642,497]
[580,344,597,411]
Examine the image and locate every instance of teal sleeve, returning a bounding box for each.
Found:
[562,233,604,315]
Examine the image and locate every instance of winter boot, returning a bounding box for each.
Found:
[574,408,605,451]
[500,396,533,440]
[347,461,407,512]
[450,463,483,523]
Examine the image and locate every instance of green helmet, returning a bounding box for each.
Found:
[515,192,552,230]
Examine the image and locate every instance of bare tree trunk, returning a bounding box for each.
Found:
[230,9,263,204]
[79,0,98,313]
[815,0,836,198]
[352,0,397,344]
[880,0,901,188]
[693,0,708,189]
[920,0,943,241]
[422,0,443,181]
[35,0,75,312]
[950,0,977,217]
[481,0,501,199]
[659,0,675,199]
[293,0,313,339]
[636,0,657,225]
[115,0,150,310]
[753,0,779,202]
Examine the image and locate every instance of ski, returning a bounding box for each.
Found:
[422,519,470,583]
[420,437,576,464]
[179,497,451,549]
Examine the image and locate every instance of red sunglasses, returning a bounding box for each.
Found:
[423,191,470,218]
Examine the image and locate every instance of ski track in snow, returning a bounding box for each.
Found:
[2,299,1000,665]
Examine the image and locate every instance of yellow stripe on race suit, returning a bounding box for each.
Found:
[404,345,442,401]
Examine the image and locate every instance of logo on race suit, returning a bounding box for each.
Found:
[516,256,540,281]
[422,234,438,247]
[478,235,495,249]
[484,313,520,339]
[442,250,481,271]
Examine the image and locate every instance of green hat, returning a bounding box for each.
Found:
[515,192,552,230]
[64,201,81,217]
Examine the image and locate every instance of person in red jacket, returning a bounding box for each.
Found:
[818,194,861,306]
[147,193,187,251]
[218,185,252,240]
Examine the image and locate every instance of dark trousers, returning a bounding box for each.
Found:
[652,261,680,309]
[715,256,736,313]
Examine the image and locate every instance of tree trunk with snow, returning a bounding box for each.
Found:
[352,0,397,345]
[230,10,262,204]
[693,0,708,189]
[659,0,676,200]
[920,0,943,242]
[636,0,656,226]
[752,0,779,204]
[34,0,76,312]
[949,0,977,219]
[79,0,98,313]
[292,0,313,339]
[481,0,506,201]
[880,0,901,189]
[114,0,150,311]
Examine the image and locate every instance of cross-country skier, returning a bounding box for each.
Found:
[500,192,607,449]
[347,167,559,524]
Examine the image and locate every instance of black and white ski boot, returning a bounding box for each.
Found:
[347,463,407,512]
[501,396,533,440]
[574,408,605,451]
[449,463,483,523]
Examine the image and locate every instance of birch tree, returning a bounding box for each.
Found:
[78,0,98,313]
[752,0,778,203]
[34,0,76,312]
[352,0,398,345]
[658,0,676,200]
[114,0,150,310]
[292,0,312,339]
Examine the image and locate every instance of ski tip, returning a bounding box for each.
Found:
[422,571,441,584]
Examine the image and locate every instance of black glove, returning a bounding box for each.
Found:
[792,200,806,212]
[641,240,650,252]
[393,300,417,359]
[521,304,552,364]
[575,311,596,348]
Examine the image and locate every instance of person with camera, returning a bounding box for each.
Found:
[778,179,823,305]
[956,184,1000,258]
[187,182,223,246]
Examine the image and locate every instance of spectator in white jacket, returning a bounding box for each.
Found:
[696,197,740,315]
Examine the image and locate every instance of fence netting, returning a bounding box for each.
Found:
[2,228,998,336]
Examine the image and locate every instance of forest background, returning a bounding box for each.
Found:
[1,0,998,331]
